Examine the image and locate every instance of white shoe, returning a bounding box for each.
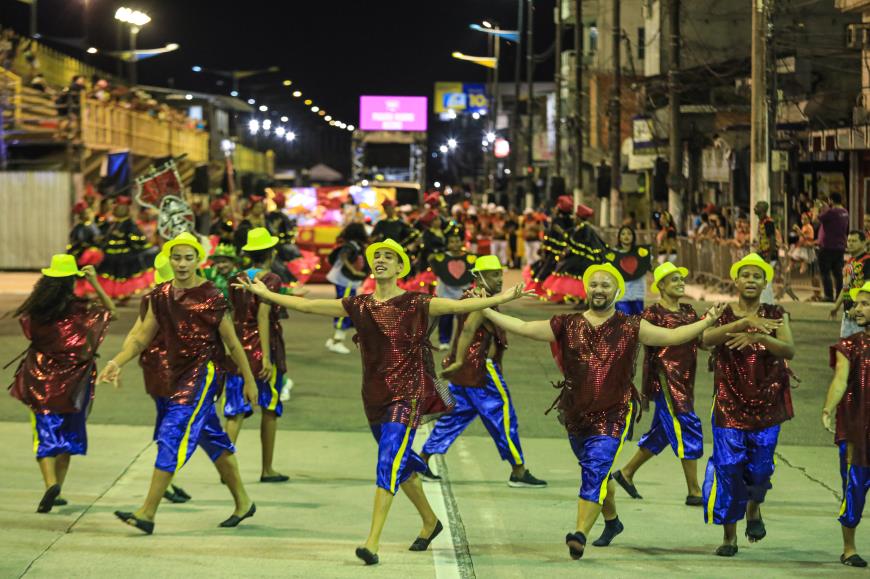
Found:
[326,338,351,354]
[279,377,294,402]
[438,343,450,352]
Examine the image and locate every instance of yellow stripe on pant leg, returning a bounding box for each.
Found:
[175,362,215,472]
[660,376,685,459]
[389,423,413,494]
[598,402,634,504]
[487,360,522,465]
[267,363,279,411]
[29,411,39,455]
[839,463,852,517]
[706,471,718,524]
[334,285,353,329]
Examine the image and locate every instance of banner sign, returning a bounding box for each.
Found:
[359,96,428,132]
[434,82,489,114]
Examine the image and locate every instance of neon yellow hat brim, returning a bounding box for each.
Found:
[583,263,626,300]
[161,233,206,263]
[471,254,504,273]
[41,268,84,278]
[365,240,411,278]
[850,281,870,302]
[242,236,279,252]
[730,253,774,282]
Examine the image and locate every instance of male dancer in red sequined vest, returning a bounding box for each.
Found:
[613,262,705,506]
[701,253,795,557]
[98,233,259,535]
[233,238,531,566]
[822,280,870,568]
[481,263,723,560]
[420,255,547,488]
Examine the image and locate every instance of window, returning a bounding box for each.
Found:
[589,23,598,55]
[638,27,645,60]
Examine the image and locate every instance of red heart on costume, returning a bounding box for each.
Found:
[447,259,466,279]
[619,255,638,275]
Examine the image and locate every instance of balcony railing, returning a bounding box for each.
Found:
[234,143,274,175]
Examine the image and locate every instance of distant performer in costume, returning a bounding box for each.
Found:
[371,198,420,248]
[224,228,290,483]
[831,231,870,338]
[701,253,795,557]
[542,203,607,303]
[96,195,155,299]
[234,195,267,258]
[98,232,258,535]
[265,191,311,286]
[823,280,870,567]
[605,226,652,315]
[481,263,722,560]
[525,195,574,296]
[233,237,529,566]
[202,243,240,300]
[209,197,236,248]
[406,210,445,293]
[429,230,476,350]
[612,262,704,506]
[9,257,115,513]
[68,201,105,297]
[420,255,547,488]
[325,222,369,355]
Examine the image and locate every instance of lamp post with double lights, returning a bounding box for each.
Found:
[114,7,150,85]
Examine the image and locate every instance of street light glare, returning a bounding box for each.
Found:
[447,138,458,150]
[311,106,320,112]
[259,105,268,112]
[292,91,302,98]
[247,98,256,105]
[434,181,442,188]
[282,79,292,86]
[185,94,193,101]
[280,116,289,122]
[86,47,98,54]
[304,99,313,106]
[248,119,259,134]
[486,131,496,143]
[324,115,332,121]
[439,145,449,154]
[286,131,296,142]
[472,112,480,120]
[347,125,355,131]
[230,90,239,97]
[192,65,202,72]
[114,7,151,26]
[482,20,493,29]
[275,126,286,137]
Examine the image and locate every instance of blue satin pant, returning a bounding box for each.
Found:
[638,390,703,460]
[372,421,427,494]
[839,441,870,528]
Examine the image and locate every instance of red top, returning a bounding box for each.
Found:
[711,304,794,430]
[831,332,870,466]
[343,292,452,427]
[10,300,112,414]
[549,312,641,437]
[641,303,699,414]
[443,289,507,388]
[137,293,172,398]
[148,281,229,405]
[229,271,286,375]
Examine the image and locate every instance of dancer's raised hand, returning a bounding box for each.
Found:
[232,276,269,297]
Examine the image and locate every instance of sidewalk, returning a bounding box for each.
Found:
[0,421,849,578]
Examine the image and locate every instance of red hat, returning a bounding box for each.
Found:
[210,198,227,213]
[84,183,100,201]
[72,201,89,215]
[424,192,441,206]
[418,211,438,227]
[576,204,594,219]
[382,198,397,207]
[115,195,132,206]
[556,195,574,213]
[273,192,286,208]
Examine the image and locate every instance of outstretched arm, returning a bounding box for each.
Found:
[97,305,158,386]
[442,310,482,376]
[233,276,346,317]
[429,283,533,316]
[81,265,117,320]
[822,351,850,433]
[481,308,555,342]
[640,303,724,347]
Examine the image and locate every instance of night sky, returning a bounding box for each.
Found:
[2,0,557,174]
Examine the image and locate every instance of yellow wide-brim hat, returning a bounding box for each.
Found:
[41,254,84,278]
[583,263,625,300]
[161,232,207,263]
[730,252,774,282]
[153,252,174,284]
[471,255,504,273]
[850,281,870,302]
[242,227,279,252]
[365,238,411,278]
[651,262,689,293]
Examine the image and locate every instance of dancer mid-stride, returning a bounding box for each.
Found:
[233,239,531,566]
[98,232,258,535]
[480,263,723,560]
[10,257,115,513]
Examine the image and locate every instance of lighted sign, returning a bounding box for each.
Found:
[434,82,489,113]
[494,138,510,158]
[359,96,428,132]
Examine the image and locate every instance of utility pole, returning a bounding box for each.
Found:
[667,0,683,230]
[554,4,563,179]
[512,0,525,208]
[750,0,770,242]
[574,0,584,206]
[526,0,535,208]
[29,0,38,38]
[608,0,621,226]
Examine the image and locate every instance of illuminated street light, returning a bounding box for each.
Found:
[324,115,332,121]
[347,124,355,131]
[286,131,296,142]
[485,131,496,143]
[258,104,268,112]
[230,90,239,97]
[311,106,320,112]
[318,110,326,117]
[472,112,480,120]
[114,7,150,26]
[434,181,442,188]
[275,126,286,137]
[293,90,302,98]
[439,145,449,154]
[262,119,272,130]
[248,119,259,134]
[185,94,193,101]
[280,116,288,122]
[482,20,493,29]
[282,79,292,86]
[87,47,98,54]
[447,138,458,150]
[304,99,313,106]
[247,98,256,105]
[192,65,202,72]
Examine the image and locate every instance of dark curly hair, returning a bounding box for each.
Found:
[14,275,78,323]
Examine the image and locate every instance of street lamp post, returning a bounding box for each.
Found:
[114,7,150,85]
